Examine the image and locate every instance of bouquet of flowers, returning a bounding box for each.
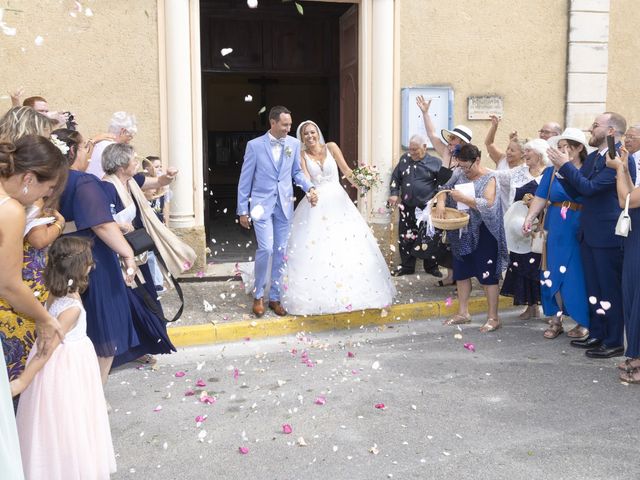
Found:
[351,164,381,197]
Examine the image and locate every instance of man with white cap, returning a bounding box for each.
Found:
[416,95,472,169]
[623,124,640,186]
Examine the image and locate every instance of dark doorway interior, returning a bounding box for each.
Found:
[200,0,354,262]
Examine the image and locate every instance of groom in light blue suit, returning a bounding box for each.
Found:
[237,106,317,317]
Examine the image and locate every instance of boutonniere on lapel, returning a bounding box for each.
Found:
[284,146,292,158]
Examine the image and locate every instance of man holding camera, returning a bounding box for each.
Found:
[549,112,635,358]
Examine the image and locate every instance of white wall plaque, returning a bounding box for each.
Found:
[467,95,504,120]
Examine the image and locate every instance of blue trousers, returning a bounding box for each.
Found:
[580,243,624,347]
[252,202,290,301]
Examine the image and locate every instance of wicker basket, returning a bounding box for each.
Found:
[431,190,470,231]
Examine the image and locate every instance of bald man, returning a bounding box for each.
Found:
[538,122,562,140]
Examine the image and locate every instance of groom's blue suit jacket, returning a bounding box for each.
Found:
[237,132,313,221]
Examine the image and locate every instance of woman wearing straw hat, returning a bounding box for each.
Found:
[435,144,508,333]
[523,128,590,340]
[498,139,549,320]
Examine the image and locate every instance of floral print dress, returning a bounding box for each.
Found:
[0,241,48,380]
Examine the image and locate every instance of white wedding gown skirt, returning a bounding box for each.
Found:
[281,151,395,315]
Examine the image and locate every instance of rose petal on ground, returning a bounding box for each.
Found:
[153,405,162,412]
[314,396,326,405]
[375,403,385,409]
[347,351,355,358]
[238,446,249,454]
[463,343,475,352]
[175,371,186,378]
[282,424,293,434]
[196,379,206,387]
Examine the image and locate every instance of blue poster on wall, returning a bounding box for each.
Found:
[401,86,453,149]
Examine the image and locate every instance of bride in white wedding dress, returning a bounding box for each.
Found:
[281,120,396,315]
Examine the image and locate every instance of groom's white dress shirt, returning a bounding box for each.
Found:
[268,133,283,164]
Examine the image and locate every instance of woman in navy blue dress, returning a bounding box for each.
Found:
[606,148,640,384]
[100,143,176,367]
[55,129,139,385]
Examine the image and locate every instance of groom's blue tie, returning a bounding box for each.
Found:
[270,138,285,147]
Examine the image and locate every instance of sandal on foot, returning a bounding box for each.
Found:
[480,318,501,333]
[619,368,640,384]
[618,358,640,373]
[543,322,564,339]
[134,354,157,365]
[437,280,455,287]
[566,325,589,339]
[443,313,471,325]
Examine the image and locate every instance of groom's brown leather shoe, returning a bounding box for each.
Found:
[252,298,265,317]
[268,301,287,316]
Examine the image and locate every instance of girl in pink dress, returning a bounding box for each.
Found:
[11,236,116,480]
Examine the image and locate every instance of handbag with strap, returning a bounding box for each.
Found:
[615,193,632,237]
[124,228,155,256]
[530,172,555,263]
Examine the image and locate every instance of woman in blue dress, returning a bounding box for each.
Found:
[100,143,176,367]
[606,148,640,383]
[523,129,589,340]
[436,144,508,333]
[55,129,140,385]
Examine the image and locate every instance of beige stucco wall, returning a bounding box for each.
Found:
[0,0,160,157]
[397,0,569,162]
[607,0,640,127]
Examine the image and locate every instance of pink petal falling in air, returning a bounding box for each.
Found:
[463,343,476,352]
[445,296,453,307]
[282,424,293,434]
[196,379,206,387]
[374,403,386,409]
[346,304,353,311]
[560,205,568,220]
[314,396,326,405]
[238,446,249,455]
[175,371,186,378]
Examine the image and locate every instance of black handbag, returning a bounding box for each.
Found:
[124,228,155,256]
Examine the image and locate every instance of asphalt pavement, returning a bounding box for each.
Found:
[107,310,640,480]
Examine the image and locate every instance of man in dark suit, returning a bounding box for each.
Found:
[549,112,635,358]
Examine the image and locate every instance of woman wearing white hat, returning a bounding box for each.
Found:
[523,128,590,340]
[416,95,473,286]
[498,139,549,320]
[416,95,472,170]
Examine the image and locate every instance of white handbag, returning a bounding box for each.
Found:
[615,193,632,237]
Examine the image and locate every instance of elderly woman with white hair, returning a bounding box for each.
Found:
[498,138,549,319]
[523,128,590,340]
